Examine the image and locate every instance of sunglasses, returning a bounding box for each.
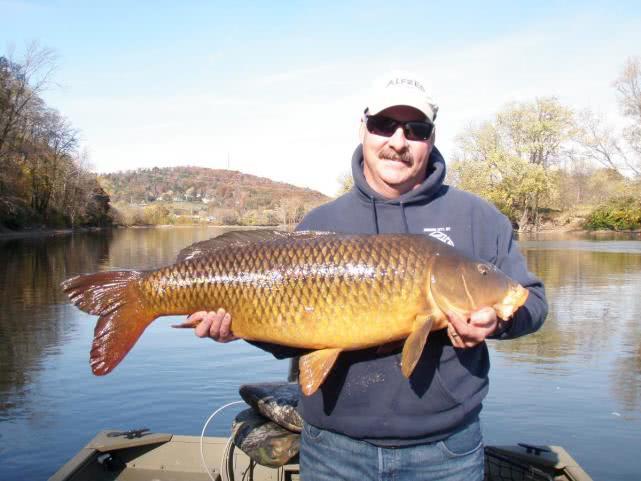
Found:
[365,115,434,141]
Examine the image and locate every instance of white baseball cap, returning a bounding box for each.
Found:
[365,71,439,122]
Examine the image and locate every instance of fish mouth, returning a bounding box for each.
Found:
[493,284,529,320]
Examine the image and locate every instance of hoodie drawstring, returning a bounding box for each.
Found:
[370,196,380,234]
[370,197,409,234]
[400,202,409,233]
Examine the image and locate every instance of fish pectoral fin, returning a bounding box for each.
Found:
[401,314,435,378]
[298,348,343,396]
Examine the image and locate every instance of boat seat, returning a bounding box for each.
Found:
[232,382,302,468]
[239,382,303,432]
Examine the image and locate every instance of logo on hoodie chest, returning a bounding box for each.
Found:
[423,227,454,246]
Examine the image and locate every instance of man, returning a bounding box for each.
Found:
[189,72,548,480]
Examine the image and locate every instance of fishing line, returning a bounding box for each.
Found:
[200,400,246,481]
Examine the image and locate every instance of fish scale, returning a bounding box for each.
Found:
[138,235,428,349]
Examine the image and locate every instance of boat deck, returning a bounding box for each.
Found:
[49,430,593,481]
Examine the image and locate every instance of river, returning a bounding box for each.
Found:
[0,227,640,480]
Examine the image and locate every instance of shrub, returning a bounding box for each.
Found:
[584,197,641,231]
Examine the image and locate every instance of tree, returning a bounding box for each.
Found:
[0,43,57,160]
[613,56,641,173]
[64,149,95,226]
[573,109,638,176]
[337,171,353,196]
[451,98,572,230]
[25,108,78,216]
[495,97,575,168]
[0,43,108,229]
[277,197,302,227]
[453,146,551,229]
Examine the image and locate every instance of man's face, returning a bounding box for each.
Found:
[360,105,435,198]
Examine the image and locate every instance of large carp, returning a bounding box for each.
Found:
[61,230,528,395]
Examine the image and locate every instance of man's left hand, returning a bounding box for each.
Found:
[447,307,499,348]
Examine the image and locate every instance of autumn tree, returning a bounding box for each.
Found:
[495,97,575,168]
[0,44,57,198]
[336,171,353,196]
[452,98,574,230]
[0,43,107,229]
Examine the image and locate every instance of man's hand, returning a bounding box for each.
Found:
[446,307,500,349]
[190,308,239,343]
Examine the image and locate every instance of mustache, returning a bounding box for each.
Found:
[379,148,412,163]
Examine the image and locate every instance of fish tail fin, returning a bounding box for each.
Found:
[61,270,156,375]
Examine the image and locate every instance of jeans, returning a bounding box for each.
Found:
[300,418,484,481]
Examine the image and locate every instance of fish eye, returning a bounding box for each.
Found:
[477,264,489,275]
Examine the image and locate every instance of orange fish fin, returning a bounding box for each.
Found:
[61,271,156,375]
[171,319,199,328]
[298,348,342,396]
[401,314,435,378]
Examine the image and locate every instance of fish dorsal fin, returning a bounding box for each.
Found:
[298,348,342,396]
[401,314,435,378]
[176,230,333,263]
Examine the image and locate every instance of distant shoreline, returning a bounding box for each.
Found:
[0,226,108,240]
[0,224,288,240]
[1,224,640,241]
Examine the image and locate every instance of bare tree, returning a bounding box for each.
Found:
[60,148,92,226]
[573,109,640,176]
[614,57,641,122]
[278,197,300,227]
[0,42,57,156]
[613,57,641,171]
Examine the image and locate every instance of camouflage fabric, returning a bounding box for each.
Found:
[239,382,303,432]
[232,408,300,468]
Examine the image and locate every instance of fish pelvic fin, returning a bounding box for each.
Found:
[401,314,435,378]
[298,348,342,396]
[61,271,156,375]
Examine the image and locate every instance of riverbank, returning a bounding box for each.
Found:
[0,223,289,240]
[532,217,641,237]
[2,221,639,241]
[0,225,112,240]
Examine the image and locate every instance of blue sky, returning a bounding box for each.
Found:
[2,1,640,195]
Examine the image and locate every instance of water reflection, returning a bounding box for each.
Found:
[103,226,236,270]
[0,228,640,480]
[0,233,112,421]
[0,227,231,422]
[610,321,641,414]
[493,244,641,414]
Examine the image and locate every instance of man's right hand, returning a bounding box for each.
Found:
[190,308,239,343]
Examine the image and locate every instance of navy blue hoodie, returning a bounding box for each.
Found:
[255,145,547,445]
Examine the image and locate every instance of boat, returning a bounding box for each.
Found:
[48,382,594,481]
[48,427,594,481]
